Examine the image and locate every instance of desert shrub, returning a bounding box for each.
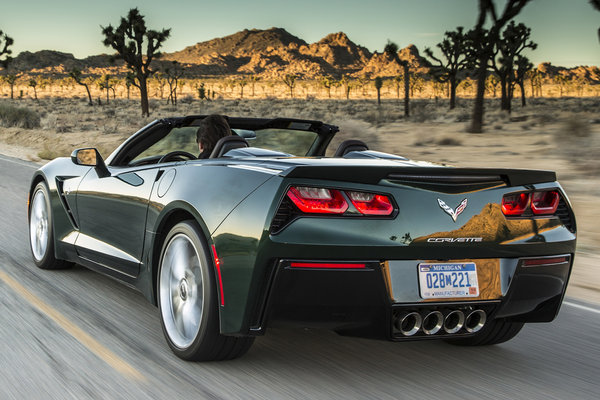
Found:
[560,116,590,138]
[0,102,41,129]
[437,136,462,146]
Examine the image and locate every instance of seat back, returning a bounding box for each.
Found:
[209,136,249,158]
[333,139,369,157]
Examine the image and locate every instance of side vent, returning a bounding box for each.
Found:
[269,196,298,234]
[556,198,576,233]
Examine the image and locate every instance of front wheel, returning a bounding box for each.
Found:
[28,182,69,269]
[157,221,254,361]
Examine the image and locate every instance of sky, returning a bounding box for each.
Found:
[1,0,599,68]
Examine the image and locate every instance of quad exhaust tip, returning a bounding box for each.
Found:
[465,310,487,333]
[443,310,465,334]
[396,312,422,336]
[422,311,444,335]
[394,309,487,336]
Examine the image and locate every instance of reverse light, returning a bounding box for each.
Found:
[531,191,560,215]
[287,186,348,214]
[501,192,530,216]
[347,191,394,216]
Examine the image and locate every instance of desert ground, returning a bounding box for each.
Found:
[1,96,598,303]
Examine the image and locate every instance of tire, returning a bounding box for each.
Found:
[157,220,254,361]
[445,318,524,346]
[28,182,69,270]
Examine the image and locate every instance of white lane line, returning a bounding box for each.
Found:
[0,155,38,169]
[563,301,600,315]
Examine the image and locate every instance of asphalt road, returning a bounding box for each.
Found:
[1,153,599,400]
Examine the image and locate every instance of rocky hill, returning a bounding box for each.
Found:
[2,27,598,82]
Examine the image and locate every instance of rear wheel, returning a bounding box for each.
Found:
[446,318,524,346]
[157,220,254,361]
[28,182,69,270]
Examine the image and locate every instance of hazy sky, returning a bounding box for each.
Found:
[1,0,599,67]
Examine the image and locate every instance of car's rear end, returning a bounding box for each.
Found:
[249,163,576,343]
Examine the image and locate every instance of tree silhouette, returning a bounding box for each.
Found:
[424,27,470,109]
[491,21,536,112]
[468,0,532,133]
[69,68,93,105]
[3,74,17,99]
[340,75,352,99]
[319,75,335,98]
[513,55,533,106]
[101,8,171,116]
[0,30,13,68]
[237,78,248,99]
[282,74,297,98]
[384,40,409,116]
[591,1,600,44]
[374,77,383,106]
[249,75,260,97]
[28,78,38,100]
[163,61,183,105]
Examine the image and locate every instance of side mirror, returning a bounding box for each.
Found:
[71,148,110,178]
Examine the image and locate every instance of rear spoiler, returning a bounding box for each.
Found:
[281,166,556,187]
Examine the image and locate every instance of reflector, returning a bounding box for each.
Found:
[290,262,366,269]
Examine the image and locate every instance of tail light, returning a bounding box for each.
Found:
[347,191,394,216]
[531,191,559,215]
[502,190,561,217]
[287,186,348,214]
[501,192,530,216]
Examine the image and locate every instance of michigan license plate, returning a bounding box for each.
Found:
[418,262,480,299]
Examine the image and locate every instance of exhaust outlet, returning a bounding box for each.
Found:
[443,310,465,334]
[465,310,487,333]
[396,312,422,336]
[422,311,444,335]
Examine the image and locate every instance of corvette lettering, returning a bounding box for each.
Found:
[427,237,483,243]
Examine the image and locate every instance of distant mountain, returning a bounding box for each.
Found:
[2,28,597,82]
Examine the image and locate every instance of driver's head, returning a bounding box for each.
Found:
[196,114,232,158]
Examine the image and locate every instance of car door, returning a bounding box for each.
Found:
[74,164,159,278]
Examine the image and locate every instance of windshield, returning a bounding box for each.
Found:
[245,128,317,156]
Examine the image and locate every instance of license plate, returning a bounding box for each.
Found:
[418,262,479,299]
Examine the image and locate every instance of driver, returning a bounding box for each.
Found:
[196,114,232,159]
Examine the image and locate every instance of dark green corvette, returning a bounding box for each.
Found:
[28,116,576,360]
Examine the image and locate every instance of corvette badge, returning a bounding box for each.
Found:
[437,198,468,222]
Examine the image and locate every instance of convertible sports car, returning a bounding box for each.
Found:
[28,116,576,361]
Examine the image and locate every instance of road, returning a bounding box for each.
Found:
[0,153,598,400]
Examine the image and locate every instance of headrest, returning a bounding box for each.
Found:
[333,139,369,157]
[209,135,249,158]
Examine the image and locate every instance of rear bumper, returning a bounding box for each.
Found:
[257,254,573,340]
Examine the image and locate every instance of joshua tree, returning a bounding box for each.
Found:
[374,77,383,106]
[164,61,183,105]
[553,74,568,96]
[319,75,336,98]
[490,21,537,112]
[69,68,93,105]
[486,73,501,97]
[425,27,470,109]
[97,74,115,104]
[591,1,600,45]
[409,73,425,97]
[101,8,171,116]
[3,74,17,99]
[467,0,532,133]
[340,75,352,99]
[249,75,260,97]
[28,78,38,100]
[384,40,409,116]
[513,55,533,106]
[282,74,297,98]
[237,78,248,98]
[0,30,13,68]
